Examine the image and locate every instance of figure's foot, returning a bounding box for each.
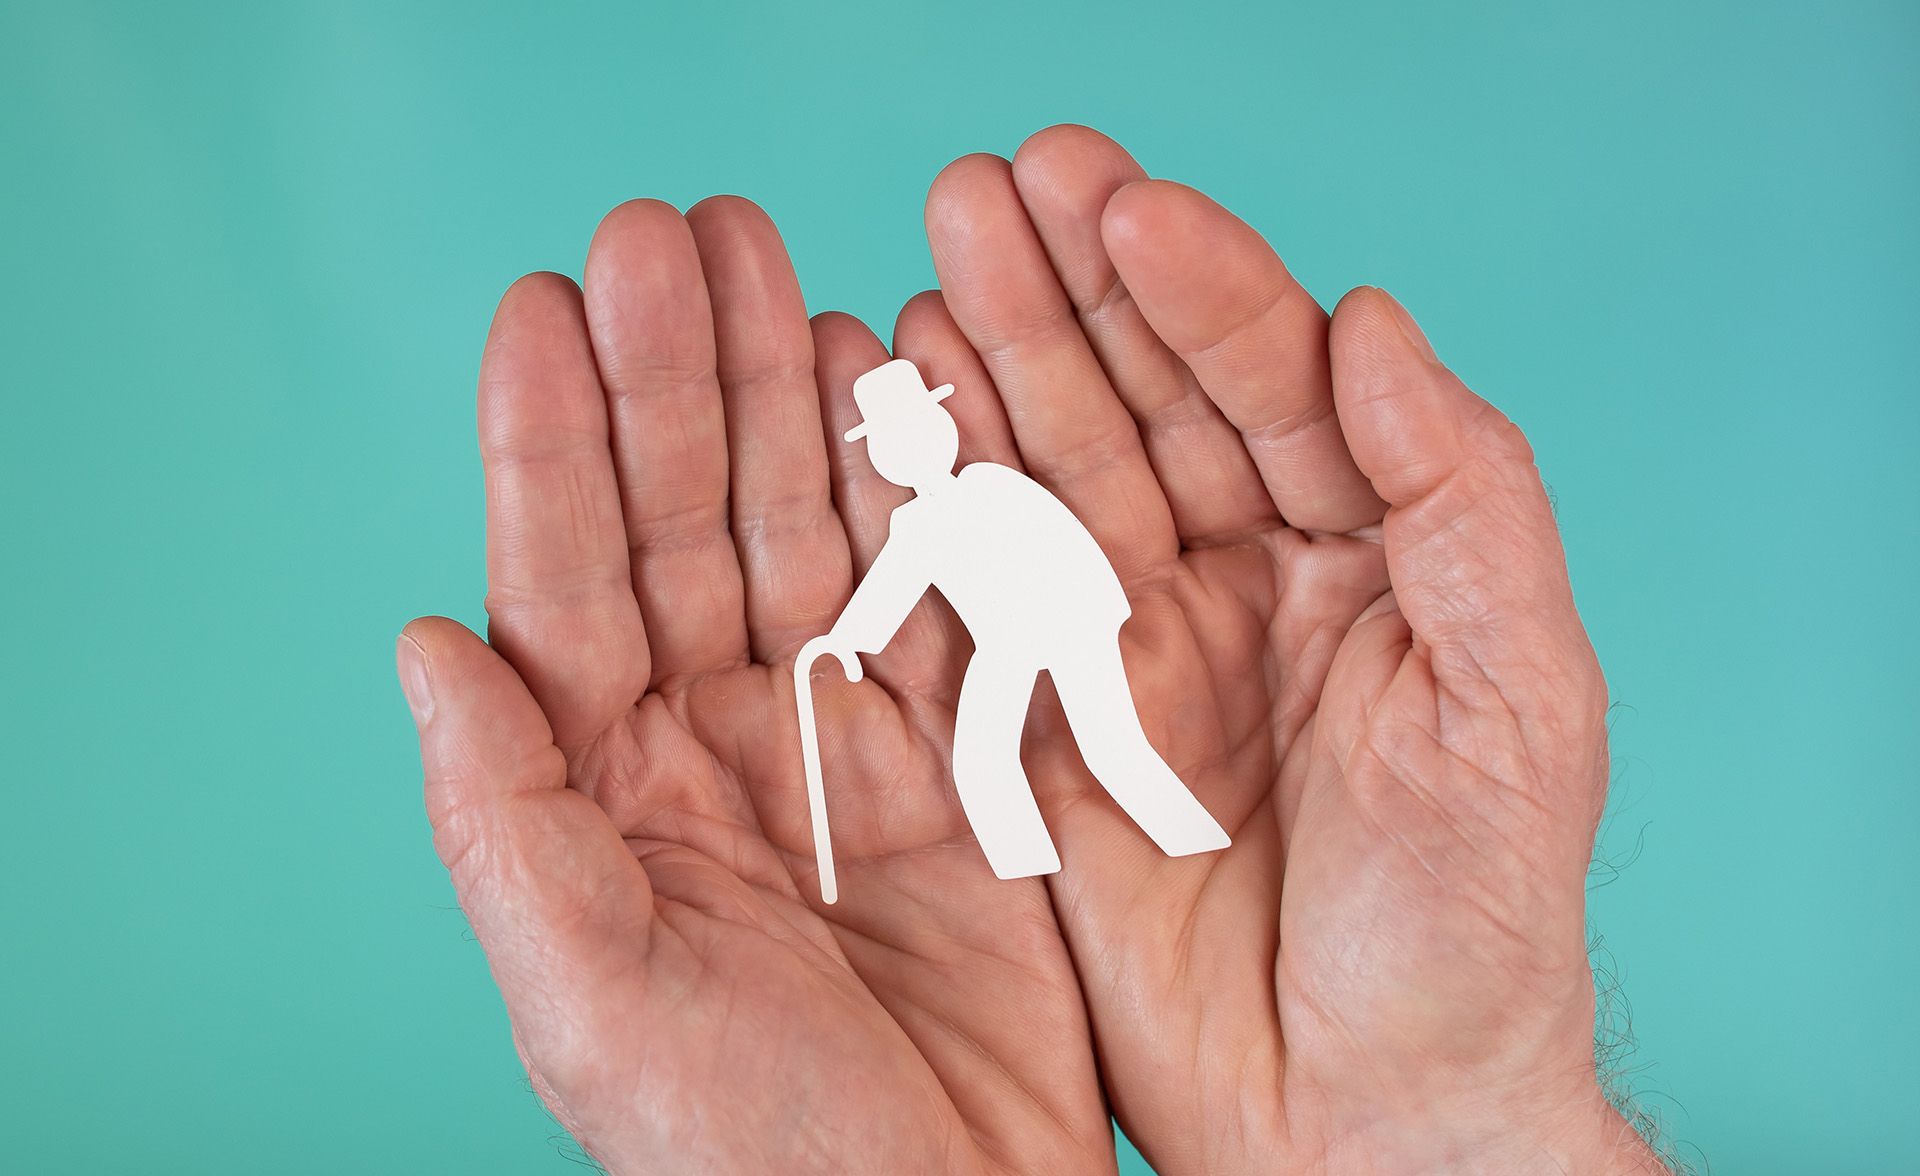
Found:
[953,767,1062,880]
[1086,762,1234,859]
[1145,810,1232,859]
[981,837,1062,880]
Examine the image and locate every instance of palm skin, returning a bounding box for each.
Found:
[400,126,1664,1173]
[403,196,1116,1173]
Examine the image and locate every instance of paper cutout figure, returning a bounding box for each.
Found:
[795,359,1231,903]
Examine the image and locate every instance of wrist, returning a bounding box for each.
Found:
[1316,1083,1668,1175]
[1560,1098,1671,1176]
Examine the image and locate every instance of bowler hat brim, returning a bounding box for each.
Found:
[843,383,955,442]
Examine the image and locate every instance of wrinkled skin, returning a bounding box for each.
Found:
[398,126,1668,1174]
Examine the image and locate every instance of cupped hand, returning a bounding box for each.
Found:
[398,198,1117,1173]
[401,127,1672,1175]
[895,126,1666,1174]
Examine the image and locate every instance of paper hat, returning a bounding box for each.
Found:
[843,359,955,442]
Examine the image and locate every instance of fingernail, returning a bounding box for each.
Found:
[397,633,434,725]
[1383,290,1438,362]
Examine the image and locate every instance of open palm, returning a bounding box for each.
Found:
[400,127,1661,1173]
[400,197,1113,1173]
[898,128,1656,1173]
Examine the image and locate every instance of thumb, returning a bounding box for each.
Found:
[1327,288,1606,731]
[396,617,655,1071]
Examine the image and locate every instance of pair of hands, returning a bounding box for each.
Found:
[397,125,1664,1174]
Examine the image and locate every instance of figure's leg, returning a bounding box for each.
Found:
[952,656,1060,879]
[1050,637,1231,857]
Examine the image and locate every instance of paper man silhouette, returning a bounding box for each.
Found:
[794,359,1229,901]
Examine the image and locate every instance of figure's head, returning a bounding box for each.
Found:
[843,359,959,490]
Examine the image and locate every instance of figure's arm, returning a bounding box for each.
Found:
[830,527,930,656]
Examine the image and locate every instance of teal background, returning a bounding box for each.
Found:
[2,1,1914,1171]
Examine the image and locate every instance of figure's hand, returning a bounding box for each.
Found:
[397,199,1115,1172]
[900,127,1669,1173]
[813,632,866,684]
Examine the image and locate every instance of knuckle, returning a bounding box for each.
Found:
[1472,405,1538,469]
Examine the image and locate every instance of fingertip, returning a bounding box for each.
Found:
[1330,286,1433,368]
[396,621,438,727]
[400,613,479,649]
[588,196,685,251]
[810,311,891,416]
[397,617,539,762]
[1098,179,1208,261]
[1014,122,1118,168]
[809,309,887,357]
[395,616,486,700]
[398,617,560,817]
[890,289,946,350]
[1328,287,1407,384]
[496,270,581,314]
[1329,286,1535,508]
[1327,288,1456,505]
[1096,177,1165,249]
[476,271,602,462]
[1098,180,1305,354]
[1330,284,1391,317]
[683,192,810,389]
[486,272,588,359]
[685,191,770,225]
[1011,123,1140,208]
[582,198,701,313]
[1010,127,1148,308]
[580,198,714,395]
[685,194,790,263]
[889,289,975,392]
[925,152,1014,241]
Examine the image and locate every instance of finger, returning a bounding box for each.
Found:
[1011,126,1277,545]
[892,290,1020,470]
[812,311,903,568]
[925,153,1179,583]
[685,196,852,661]
[1102,181,1387,534]
[583,199,750,680]
[812,310,962,692]
[479,273,648,749]
[398,617,654,1062]
[1327,287,1605,725]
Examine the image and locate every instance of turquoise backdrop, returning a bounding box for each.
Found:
[3,1,1914,1171]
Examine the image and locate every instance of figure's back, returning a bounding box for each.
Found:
[907,463,1131,654]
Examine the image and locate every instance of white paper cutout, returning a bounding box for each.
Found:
[796,359,1231,903]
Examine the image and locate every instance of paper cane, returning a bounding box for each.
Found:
[793,636,840,904]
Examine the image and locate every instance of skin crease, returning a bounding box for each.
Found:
[397,126,1671,1174]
